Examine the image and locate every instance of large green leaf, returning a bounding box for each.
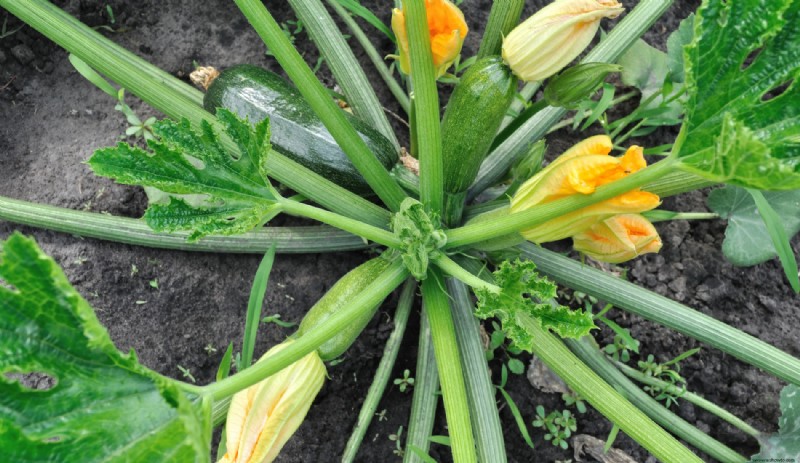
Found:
[676,0,800,190]
[751,385,800,460]
[0,233,210,462]
[89,109,278,241]
[475,260,596,351]
[708,186,800,266]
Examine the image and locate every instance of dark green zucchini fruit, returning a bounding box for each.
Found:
[204,64,397,195]
[440,56,517,194]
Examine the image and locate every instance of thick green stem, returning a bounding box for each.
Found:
[477,0,524,59]
[0,0,390,228]
[448,157,677,249]
[237,0,408,211]
[447,278,507,463]
[279,198,401,248]
[614,361,761,439]
[527,327,701,462]
[0,195,368,253]
[326,0,411,114]
[421,269,477,463]
[403,307,439,463]
[643,171,718,198]
[288,0,399,149]
[469,0,675,199]
[203,260,408,400]
[343,279,417,463]
[565,337,748,463]
[643,210,719,223]
[404,0,444,214]
[520,243,800,386]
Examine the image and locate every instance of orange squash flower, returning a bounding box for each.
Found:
[510,135,660,243]
[573,213,663,263]
[502,0,624,82]
[392,0,468,77]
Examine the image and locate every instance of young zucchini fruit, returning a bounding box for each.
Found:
[441,56,517,194]
[297,256,392,361]
[203,65,398,195]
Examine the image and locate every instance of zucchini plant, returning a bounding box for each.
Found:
[1,0,800,462]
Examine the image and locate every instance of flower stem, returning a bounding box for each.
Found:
[203,260,408,400]
[477,0,524,59]
[447,156,677,249]
[421,268,477,463]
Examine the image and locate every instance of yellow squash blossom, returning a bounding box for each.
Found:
[219,340,326,463]
[510,135,660,243]
[573,213,663,263]
[502,0,624,82]
[392,0,468,77]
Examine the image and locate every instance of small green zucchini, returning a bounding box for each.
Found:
[204,64,397,195]
[297,256,391,361]
[440,57,517,194]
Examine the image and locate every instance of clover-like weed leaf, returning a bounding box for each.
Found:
[676,0,800,189]
[89,109,278,240]
[708,185,800,266]
[0,233,210,462]
[751,384,800,460]
[475,260,596,351]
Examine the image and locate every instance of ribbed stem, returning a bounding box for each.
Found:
[565,337,748,463]
[421,269,477,463]
[234,0,408,211]
[476,0,524,59]
[520,243,800,386]
[288,0,400,149]
[326,0,410,114]
[342,279,417,463]
[0,195,367,253]
[403,307,439,463]
[447,278,507,463]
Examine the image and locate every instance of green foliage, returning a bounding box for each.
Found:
[637,353,690,409]
[475,260,596,352]
[544,63,621,110]
[393,369,415,393]
[677,0,800,190]
[334,0,395,42]
[390,198,447,280]
[0,233,210,462]
[751,384,800,460]
[708,186,800,266]
[562,391,587,414]
[532,406,577,450]
[496,365,535,449]
[89,109,279,241]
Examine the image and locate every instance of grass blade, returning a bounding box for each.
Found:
[240,244,277,370]
[747,188,800,292]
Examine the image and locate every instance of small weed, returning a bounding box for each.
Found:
[637,349,699,408]
[375,409,387,422]
[204,344,217,355]
[604,332,640,363]
[393,369,415,393]
[562,390,587,414]
[115,89,156,141]
[388,425,404,457]
[177,365,196,383]
[0,16,24,39]
[149,279,159,290]
[130,264,138,276]
[261,313,297,328]
[532,407,577,450]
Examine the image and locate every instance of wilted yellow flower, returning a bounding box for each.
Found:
[219,340,326,463]
[573,213,663,263]
[510,135,660,243]
[502,0,624,82]
[392,0,468,77]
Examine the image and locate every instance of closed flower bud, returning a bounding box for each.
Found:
[392,0,468,78]
[544,63,622,108]
[573,213,663,263]
[502,0,624,82]
[219,340,326,463]
[510,135,660,243]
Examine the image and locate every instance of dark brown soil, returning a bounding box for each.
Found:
[2,1,798,462]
